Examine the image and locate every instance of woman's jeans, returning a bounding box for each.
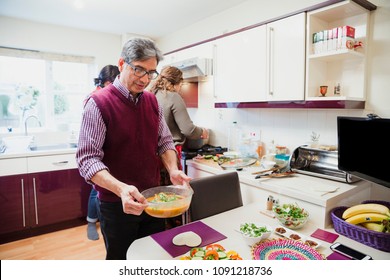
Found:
[86,188,98,223]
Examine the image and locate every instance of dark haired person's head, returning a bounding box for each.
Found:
[94,65,120,88]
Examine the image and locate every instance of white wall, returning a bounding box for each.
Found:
[157,0,390,197]
[0,16,122,72]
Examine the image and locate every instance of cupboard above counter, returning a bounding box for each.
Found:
[161,0,376,110]
[213,13,306,104]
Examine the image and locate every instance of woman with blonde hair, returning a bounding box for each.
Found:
[150,66,208,179]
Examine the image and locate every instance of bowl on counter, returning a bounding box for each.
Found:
[273,203,309,229]
[141,185,193,218]
[239,222,273,246]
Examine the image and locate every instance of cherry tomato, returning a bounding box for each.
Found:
[204,250,219,260]
[206,244,225,251]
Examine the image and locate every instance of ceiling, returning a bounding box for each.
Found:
[0,0,250,39]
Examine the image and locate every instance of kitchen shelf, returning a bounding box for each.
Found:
[305,0,372,102]
[214,99,365,109]
[308,49,364,62]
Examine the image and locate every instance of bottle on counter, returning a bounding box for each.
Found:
[228,121,241,153]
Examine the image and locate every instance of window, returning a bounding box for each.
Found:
[0,47,95,133]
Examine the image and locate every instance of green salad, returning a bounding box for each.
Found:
[239,223,270,237]
[273,203,308,219]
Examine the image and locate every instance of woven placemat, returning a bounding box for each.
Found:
[251,238,325,260]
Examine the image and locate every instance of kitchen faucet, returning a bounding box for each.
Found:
[24,115,42,136]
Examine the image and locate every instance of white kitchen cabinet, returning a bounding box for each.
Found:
[305,0,371,101]
[213,25,267,103]
[266,13,306,101]
[213,13,305,103]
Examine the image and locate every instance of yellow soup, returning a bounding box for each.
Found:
[145,193,190,218]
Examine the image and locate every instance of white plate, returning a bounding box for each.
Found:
[274,226,321,249]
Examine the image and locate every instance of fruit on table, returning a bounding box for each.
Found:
[361,222,385,232]
[342,203,390,219]
[345,213,389,225]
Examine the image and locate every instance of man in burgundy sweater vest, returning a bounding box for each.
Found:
[77,38,191,260]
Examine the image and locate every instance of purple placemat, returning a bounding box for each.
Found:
[327,252,351,260]
[151,221,227,257]
[310,229,339,243]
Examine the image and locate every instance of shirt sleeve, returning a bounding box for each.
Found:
[76,98,108,183]
[157,104,176,155]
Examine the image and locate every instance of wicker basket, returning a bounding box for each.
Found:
[330,200,390,252]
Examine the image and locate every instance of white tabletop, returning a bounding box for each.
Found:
[127,202,390,260]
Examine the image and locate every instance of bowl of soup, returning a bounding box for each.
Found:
[142,185,193,218]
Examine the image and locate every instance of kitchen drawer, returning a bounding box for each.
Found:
[0,158,28,176]
[27,154,77,173]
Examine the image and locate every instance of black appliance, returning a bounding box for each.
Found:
[337,114,390,188]
[181,144,227,174]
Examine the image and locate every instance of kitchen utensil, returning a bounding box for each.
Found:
[251,166,279,175]
[185,137,209,150]
[255,171,296,179]
[185,129,211,150]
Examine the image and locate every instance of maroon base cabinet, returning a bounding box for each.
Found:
[0,169,90,244]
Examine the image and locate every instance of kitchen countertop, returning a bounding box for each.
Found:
[0,146,77,159]
[186,159,367,208]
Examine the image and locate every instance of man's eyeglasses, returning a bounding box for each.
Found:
[127,63,159,80]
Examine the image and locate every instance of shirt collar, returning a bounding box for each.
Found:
[113,76,143,103]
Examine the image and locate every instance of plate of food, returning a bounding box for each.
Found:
[218,157,257,170]
[274,226,321,249]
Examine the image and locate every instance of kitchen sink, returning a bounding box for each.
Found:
[29,143,75,151]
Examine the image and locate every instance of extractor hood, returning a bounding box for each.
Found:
[169,57,213,81]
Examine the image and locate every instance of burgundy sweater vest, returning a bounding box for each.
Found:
[91,84,160,202]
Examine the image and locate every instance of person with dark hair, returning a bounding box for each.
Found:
[94,65,120,89]
[86,65,119,241]
[76,38,190,260]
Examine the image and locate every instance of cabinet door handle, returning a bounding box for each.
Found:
[32,177,39,225]
[52,160,69,166]
[21,178,26,227]
[268,26,274,96]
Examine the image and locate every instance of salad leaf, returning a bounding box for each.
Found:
[273,203,308,219]
[240,223,270,237]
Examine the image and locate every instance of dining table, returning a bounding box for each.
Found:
[126,202,390,260]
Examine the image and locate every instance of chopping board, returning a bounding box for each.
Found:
[192,158,222,169]
[273,177,339,196]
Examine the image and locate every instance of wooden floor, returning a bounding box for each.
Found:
[0,223,106,260]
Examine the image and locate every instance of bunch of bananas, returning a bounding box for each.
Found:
[342,203,390,233]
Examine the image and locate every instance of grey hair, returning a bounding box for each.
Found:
[121,38,164,64]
